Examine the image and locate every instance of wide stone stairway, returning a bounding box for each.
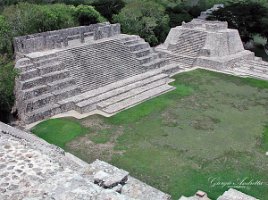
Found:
[15,54,80,124]
[59,68,175,115]
[15,28,175,124]
[159,30,207,75]
[232,59,268,79]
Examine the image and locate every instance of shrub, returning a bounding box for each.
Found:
[75,5,105,26]
[113,0,170,46]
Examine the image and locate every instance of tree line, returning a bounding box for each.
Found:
[0,0,268,123]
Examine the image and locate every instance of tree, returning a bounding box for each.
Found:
[75,5,105,26]
[0,60,17,123]
[92,0,125,22]
[113,0,170,46]
[207,2,268,42]
[166,4,193,28]
[2,3,77,36]
[0,16,12,58]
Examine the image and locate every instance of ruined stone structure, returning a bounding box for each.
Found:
[0,122,259,200]
[0,122,171,200]
[14,19,268,126]
[14,22,174,125]
[156,19,268,77]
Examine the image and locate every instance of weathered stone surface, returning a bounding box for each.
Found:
[217,188,258,200]
[0,122,171,200]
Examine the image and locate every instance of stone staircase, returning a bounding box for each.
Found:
[160,29,206,73]
[15,54,80,124]
[59,37,146,93]
[121,35,167,71]
[171,30,207,57]
[58,68,175,115]
[232,59,268,79]
[15,34,175,124]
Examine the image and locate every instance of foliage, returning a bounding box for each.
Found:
[0,15,12,57]
[92,0,125,22]
[2,3,77,36]
[113,0,170,46]
[166,4,193,28]
[0,59,17,123]
[75,5,105,26]
[207,1,268,42]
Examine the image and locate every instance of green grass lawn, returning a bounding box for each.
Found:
[32,69,268,199]
[31,118,88,148]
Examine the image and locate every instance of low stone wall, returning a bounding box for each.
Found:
[94,23,121,40]
[14,22,120,54]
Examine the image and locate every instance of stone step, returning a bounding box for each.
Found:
[21,85,49,100]
[246,60,268,68]
[38,61,64,75]
[20,69,39,81]
[52,85,80,102]
[47,77,76,91]
[123,38,142,45]
[42,70,70,84]
[102,84,175,114]
[16,63,36,73]
[142,58,167,70]
[24,103,60,124]
[75,73,169,113]
[21,70,70,90]
[137,53,159,65]
[59,69,163,105]
[128,42,150,51]
[25,93,54,112]
[233,68,268,79]
[97,77,170,109]
[133,48,151,58]
[30,53,58,62]
[239,64,268,73]
[34,57,59,67]
[21,76,44,90]
[76,73,169,113]
[161,63,187,75]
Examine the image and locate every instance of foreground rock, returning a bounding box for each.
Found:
[0,122,171,200]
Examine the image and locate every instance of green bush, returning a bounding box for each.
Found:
[75,5,105,26]
[92,0,125,22]
[166,4,193,28]
[113,0,170,46]
[0,15,12,57]
[2,3,77,36]
[0,60,17,123]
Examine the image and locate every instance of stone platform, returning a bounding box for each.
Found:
[13,19,268,126]
[14,23,174,125]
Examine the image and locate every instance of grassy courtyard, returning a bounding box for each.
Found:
[32,69,268,199]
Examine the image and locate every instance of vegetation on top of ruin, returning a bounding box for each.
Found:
[32,69,268,200]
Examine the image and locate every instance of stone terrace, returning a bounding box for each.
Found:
[14,23,174,125]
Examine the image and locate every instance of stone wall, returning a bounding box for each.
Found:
[94,23,121,40]
[13,22,119,54]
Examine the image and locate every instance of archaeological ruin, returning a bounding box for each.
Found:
[4,19,267,199]
[13,19,268,125]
